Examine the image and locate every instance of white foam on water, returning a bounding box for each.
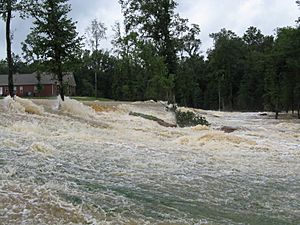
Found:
[175,131,256,149]
[3,96,25,113]
[15,96,44,115]
[3,96,44,115]
[0,183,90,224]
[0,99,299,224]
[56,96,96,119]
[1,139,20,149]
[10,121,49,136]
[191,124,210,131]
[29,142,56,155]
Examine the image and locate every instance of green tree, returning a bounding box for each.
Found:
[119,0,188,102]
[180,24,202,58]
[140,42,171,101]
[85,18,107,98]
[72,50,96,97]
[0,59,8,74]
[0,0,32,97]
[22,0,82,101]
[176,55,206,108]
[207,29,246,110]
[263,57,281,119]
[1,0,14,97]
[273,27,300,118]
[238,27,273,110]
[111,24,139,100]
[175,23,204,108]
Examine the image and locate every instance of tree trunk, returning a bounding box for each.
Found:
[95,71,97,98]
[218,79,221,111]
[57,62,64,101]
[129,111,177,128]
[6,1,14,98]
[59,78,64,101]
[275,100,279,119]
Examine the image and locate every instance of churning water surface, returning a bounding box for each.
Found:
[0,97,299,225]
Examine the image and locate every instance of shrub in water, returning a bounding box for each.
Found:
[175,110,210,127]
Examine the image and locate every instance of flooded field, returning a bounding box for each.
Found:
[0,97,299,224]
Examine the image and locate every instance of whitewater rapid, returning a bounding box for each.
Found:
[0,97,299,224]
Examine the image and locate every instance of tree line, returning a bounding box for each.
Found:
[0,0,299,118]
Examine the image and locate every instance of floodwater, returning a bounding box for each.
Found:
[0,97,299,225]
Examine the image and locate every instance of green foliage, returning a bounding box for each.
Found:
[0,60,8,74]
[1,0,298,119]
[119,0,190,101]
[176,55,205,108]
[237,28,274,110]
[207,29,247,110]
[0,0,28,96]
[175,110,210,127]
[271,27,300,116]
[22,0,83,100]
[180,24,202,57]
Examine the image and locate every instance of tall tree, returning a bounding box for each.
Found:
[3,0,14,97]
[176,24,204,108]
[238,27,271,110]
[85,18,106,52]
[85,18,106,98]
[119,0,188,101]
[273,27,300,118]
[208,29,246,110]
[0,0,30,97]
[180,24,202,58]
[22,0,82,101]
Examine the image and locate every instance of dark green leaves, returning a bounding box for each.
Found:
[175,110,210,127]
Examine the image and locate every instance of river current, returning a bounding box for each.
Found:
[0,97,299,224]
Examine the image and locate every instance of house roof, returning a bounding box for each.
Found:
[0,72,76,86]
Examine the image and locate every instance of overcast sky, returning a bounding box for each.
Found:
[0,0,299,59]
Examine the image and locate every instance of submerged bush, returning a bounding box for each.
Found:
[175,110,210,127]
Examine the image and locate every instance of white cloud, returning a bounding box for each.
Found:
[178,0,299,52]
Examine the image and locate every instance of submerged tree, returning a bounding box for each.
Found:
[22,0,82,101]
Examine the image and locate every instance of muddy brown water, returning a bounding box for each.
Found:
[0,97,299,224]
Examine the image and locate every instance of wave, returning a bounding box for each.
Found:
[56,96,96,119]
[3,96,44,115]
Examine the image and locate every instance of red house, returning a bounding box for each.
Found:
[0,72,76,97]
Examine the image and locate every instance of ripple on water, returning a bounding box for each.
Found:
[0,98,299,224]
